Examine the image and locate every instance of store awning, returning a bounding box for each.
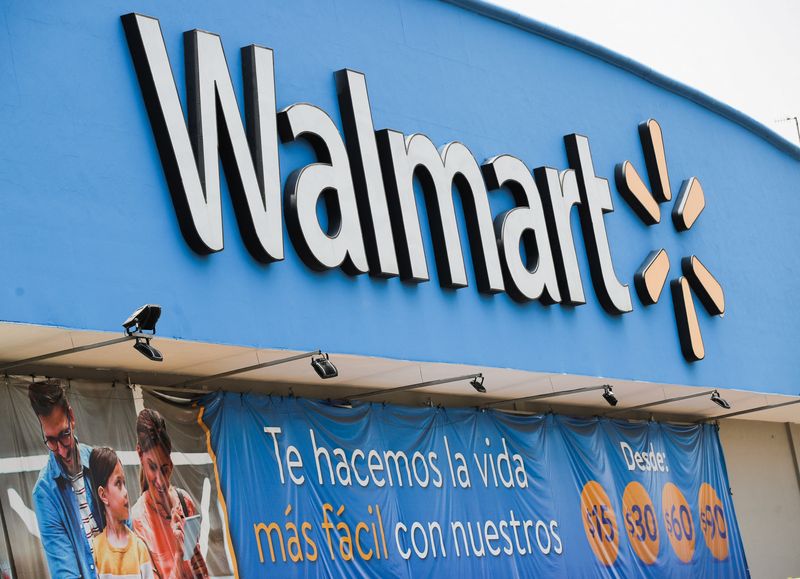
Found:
[0,321,796,423]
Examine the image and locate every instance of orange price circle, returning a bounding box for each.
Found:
[580,480,620,566]
[622,481,659,565]
[661,482,695,563]
[698,483,730,560]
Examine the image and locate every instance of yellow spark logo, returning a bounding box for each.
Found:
[616,120,725,362]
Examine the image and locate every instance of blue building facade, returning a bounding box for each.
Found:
[1,0,798,394]
[0,0,798,576]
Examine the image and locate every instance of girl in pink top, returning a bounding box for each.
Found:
[131,409,209,579]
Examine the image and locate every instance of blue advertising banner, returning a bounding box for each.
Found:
[200,392,748,577]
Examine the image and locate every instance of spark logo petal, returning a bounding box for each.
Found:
[615,119,725,362]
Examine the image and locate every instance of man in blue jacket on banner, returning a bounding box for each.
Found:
[29,380,100,578]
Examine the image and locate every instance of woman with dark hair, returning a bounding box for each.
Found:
[131,409,209,579]
[89,446,154,578]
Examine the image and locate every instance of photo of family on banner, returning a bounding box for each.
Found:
[0,378,235,579]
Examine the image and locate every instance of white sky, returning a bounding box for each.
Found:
[492,0,800,144]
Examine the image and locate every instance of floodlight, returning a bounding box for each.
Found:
[122,304,163,362]
[123,304,161,334]
[602,385,618,407]
[470,375,487,393]
[710,390,731,410]
[311,353,338,379]
[133,338,163,362]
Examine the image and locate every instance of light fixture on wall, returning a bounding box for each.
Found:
[123,304,163,362]
[311,353,338,379]
[710,390,731,410]
[606,389,717,416]
[602,385,618,407]
[172,349,332,389]
[470,375,486,393]
[122,304,161,333]
[483,383,609,409]
[346,373,483,402]
[132,339,163,362]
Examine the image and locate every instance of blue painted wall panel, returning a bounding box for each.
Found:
[0,0,797,393]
